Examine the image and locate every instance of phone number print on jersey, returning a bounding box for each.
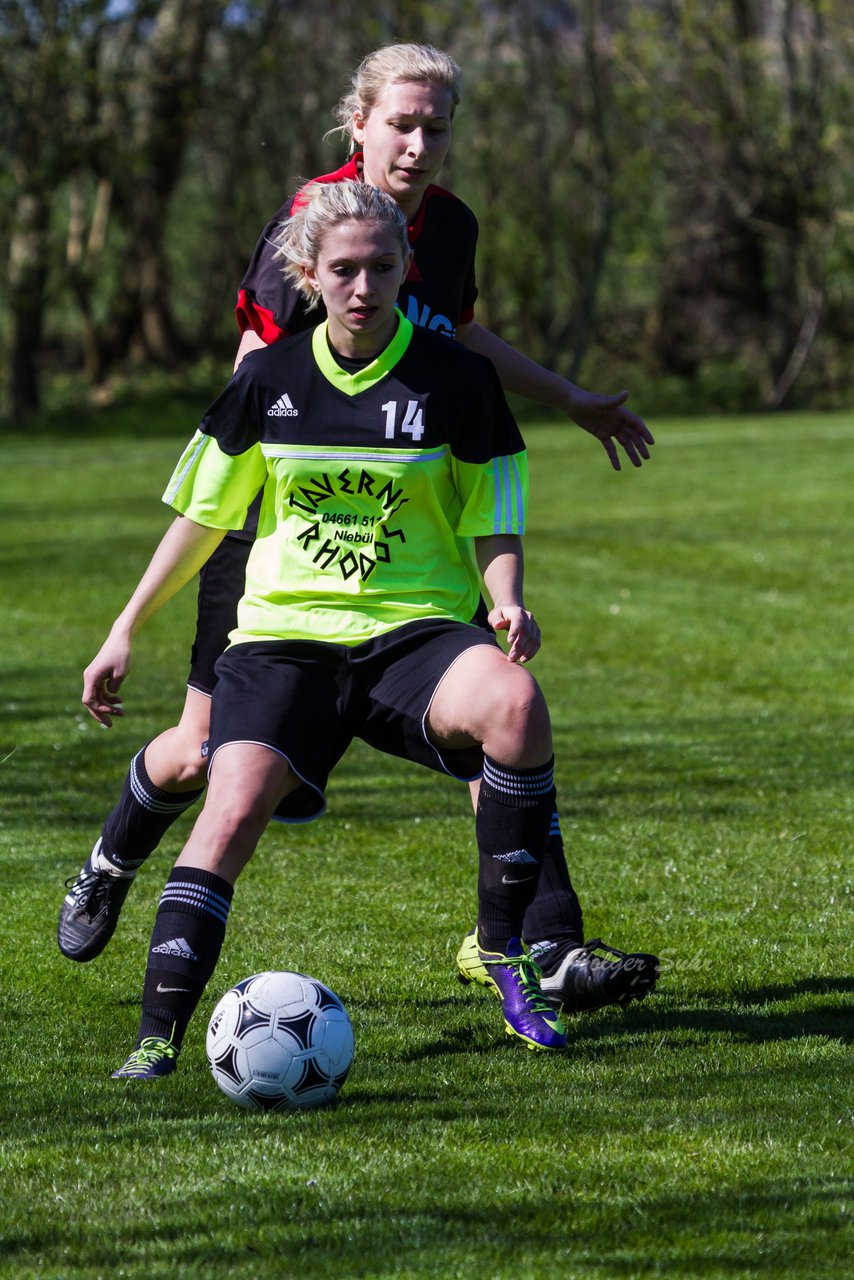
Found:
[262,445,449,584]
[288,464,408,583]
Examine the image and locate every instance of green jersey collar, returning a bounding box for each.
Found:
[312,309,414,396]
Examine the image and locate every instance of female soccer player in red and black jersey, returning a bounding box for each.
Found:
[94,181,566,1073]
[59,44,658,1015]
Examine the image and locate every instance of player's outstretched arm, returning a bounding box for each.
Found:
[476,534,541,665]
[82,515,226,727]
[457,321,654,472]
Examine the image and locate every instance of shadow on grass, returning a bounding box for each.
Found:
[573,976,854,1047]
[4,1169,851,1277]
[550,712,854,816]
[292,978,854,1065]
[4,705,850,834]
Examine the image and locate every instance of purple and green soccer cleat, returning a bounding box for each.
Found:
[457,929,658,1015]
[466,934,567,1051]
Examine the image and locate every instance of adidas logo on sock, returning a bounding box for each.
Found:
[493,849,537,864]
[152,937,198,960]
[527,939,558,962]
[267,393,298,417]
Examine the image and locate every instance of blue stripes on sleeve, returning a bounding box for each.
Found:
[492,454,526,533]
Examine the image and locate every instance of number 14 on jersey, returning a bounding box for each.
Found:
[382,400,424,442]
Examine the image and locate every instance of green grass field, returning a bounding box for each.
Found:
[1,399,852,1279]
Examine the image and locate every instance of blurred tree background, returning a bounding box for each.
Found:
[1,0,852,421]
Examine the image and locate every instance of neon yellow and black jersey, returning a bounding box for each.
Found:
[164,314,527,647]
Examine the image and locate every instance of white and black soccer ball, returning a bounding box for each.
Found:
[206,970,354,1112]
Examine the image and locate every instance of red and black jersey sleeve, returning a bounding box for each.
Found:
[234,193,303,343]
[235,157,479,345]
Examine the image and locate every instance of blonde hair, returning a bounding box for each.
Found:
[331,43,462,152]
[274,181,410,309]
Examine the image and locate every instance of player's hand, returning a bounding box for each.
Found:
[565,386,654,471]
[487,604,541,664]
[82,633,132,727]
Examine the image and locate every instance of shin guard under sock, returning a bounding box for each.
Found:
[100,746,205,872]
[475,755,555,953]
[137,866,233,1048]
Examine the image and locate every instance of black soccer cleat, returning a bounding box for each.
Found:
[112,1035,179,1080]
[57,839,136,962]
[535,938,660,1015]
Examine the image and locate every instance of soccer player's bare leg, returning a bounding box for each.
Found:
[144,686,212,791]
[175,742,293,881]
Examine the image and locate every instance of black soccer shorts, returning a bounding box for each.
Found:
[186,533,253,695]
[207,618,499,822]
[187,536,495,699]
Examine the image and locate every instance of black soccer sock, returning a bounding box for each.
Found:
[137,866,234,1049]
[100,746,205,873]
[475,755,555,954]
[522,806,586,961]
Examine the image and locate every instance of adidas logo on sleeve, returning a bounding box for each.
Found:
[267,393,298,417]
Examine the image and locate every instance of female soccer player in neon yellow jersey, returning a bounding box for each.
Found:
[60,43,658,1016]
[89,181,567,1072]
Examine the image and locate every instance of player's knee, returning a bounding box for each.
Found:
[202,788,269,851]
[171,748,209,789]
[481,670,551,762]
[488,666,546,727]
[165,726,211,787]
